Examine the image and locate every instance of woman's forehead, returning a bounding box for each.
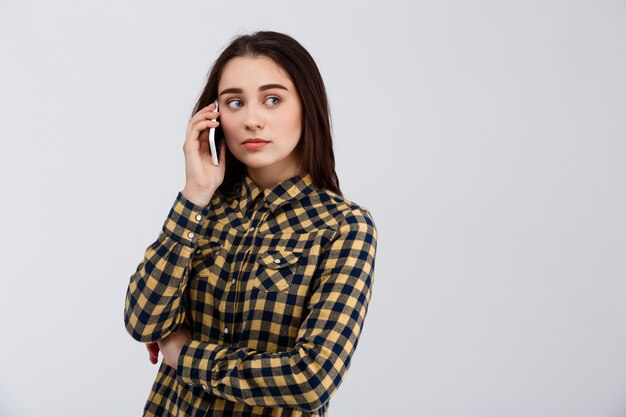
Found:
[218,55,293,92]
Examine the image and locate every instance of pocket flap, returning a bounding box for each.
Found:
[194,240,223,259]
[256,250,299,269]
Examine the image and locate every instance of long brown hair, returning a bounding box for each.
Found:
[190,30,342,198]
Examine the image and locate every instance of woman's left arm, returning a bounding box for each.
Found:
[174,209,377,413]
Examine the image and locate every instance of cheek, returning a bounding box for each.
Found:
[220,115,237,138]
[283,107,302,136]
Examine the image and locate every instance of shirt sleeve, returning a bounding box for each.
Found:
[175,209,378,413]
[124,191,211,343]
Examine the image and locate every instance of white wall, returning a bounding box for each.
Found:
[1,0,625,416]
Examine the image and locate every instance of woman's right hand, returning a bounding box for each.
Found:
[146,342,160,364]
[182,101,227,206]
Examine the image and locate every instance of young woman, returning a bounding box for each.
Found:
[124,31,378,417]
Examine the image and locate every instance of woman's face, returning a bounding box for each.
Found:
[218,55,303,179]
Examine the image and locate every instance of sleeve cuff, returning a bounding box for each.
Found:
[176,339,221,388]
[162,191,211,246]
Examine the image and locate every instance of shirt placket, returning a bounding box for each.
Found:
[223,194,270,345]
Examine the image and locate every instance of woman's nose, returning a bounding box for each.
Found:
[244,106,265,130]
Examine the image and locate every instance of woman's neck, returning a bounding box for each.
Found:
[246,163,302,190]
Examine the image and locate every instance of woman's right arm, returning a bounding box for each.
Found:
[124,101,226,344]
[123,190,213,343]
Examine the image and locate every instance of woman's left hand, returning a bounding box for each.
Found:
[157,326,192,370]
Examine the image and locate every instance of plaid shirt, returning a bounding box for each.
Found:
[124,172,377,416]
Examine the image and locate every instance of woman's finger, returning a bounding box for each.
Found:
[190,102,219,124]
[146,342,160,364]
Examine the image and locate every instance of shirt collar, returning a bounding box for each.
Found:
[239,171,316,215]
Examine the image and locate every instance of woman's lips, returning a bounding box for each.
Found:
[243,141,269,151]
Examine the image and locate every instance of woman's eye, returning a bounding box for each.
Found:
[226,99,243,108]
[265,97,280,106]
[225,97,280,109]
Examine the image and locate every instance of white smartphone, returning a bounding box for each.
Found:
[208,99,219,165]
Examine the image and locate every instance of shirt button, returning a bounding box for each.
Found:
[188,232,195,239]
[231,279,236,285]
[187,382,193,386]
[249,226,255,232]
[202,384,208,390]
[223,327,229,334]
[274,258,281,264]
[196,249,201,254]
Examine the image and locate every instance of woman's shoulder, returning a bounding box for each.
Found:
[309,187,376,231]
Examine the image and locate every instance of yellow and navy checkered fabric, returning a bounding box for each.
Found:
[124,172,377,416]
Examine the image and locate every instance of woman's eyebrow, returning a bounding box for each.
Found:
[219,83,288,97]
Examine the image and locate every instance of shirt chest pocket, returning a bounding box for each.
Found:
[253,250,300,292]
[193,241,225,280]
